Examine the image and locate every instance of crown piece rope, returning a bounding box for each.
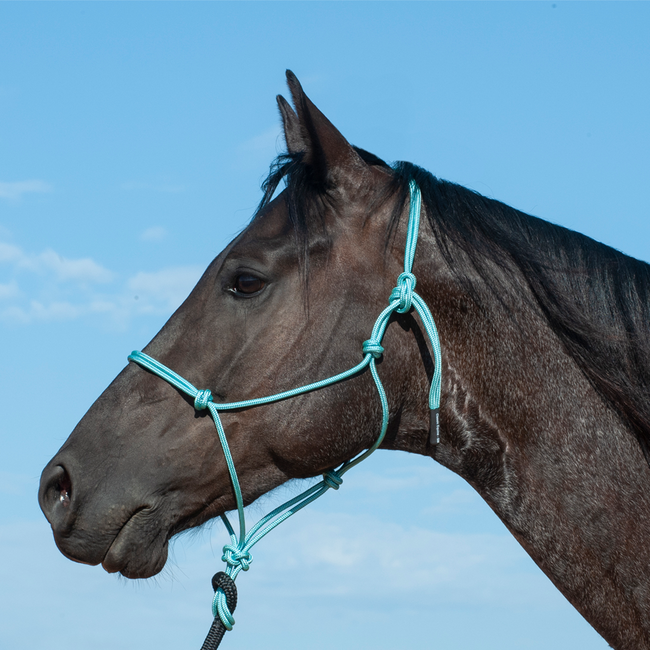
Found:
[127,180,442,649]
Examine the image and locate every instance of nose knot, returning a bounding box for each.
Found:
[390,271,416,313]
[222,544,253,572]
[362,340,384,359]
[322,470,343,490]
[194,389,213,411]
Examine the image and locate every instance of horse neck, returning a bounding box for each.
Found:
[404,232,650,649]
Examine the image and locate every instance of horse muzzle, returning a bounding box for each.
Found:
[39,456,170,578]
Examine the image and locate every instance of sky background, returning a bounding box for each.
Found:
[1,3,649,649]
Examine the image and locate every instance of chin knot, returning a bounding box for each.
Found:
[221,545,253,572]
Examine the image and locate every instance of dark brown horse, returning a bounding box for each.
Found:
[40,72,650,650]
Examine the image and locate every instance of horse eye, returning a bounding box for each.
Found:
[232,274,266,295]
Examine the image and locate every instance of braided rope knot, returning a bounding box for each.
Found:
[362,339,384,359]
[221,544,253,572]
[194,389,213,411]
[390,271,417,313]
[322,469,343,490]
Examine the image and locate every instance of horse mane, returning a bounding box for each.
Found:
[395,162,650,463]
[257,153,650,463]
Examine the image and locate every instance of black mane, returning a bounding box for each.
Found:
[396,162,650,462]
[258,153,650,463]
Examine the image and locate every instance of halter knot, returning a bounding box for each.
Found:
[194,389,213,411]
[391,271,417,313]
[362,340,384,359]
[322,469,343,490]
[221,544,253,572]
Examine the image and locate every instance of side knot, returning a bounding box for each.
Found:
[362,339,384,359]
[322,470,343,490]
[221,544,253,572]
[390,271,417,314]
[194,389,213,411]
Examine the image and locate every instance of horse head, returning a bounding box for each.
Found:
[39,72,438,580]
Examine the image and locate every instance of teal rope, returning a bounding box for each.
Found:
[127,179,441,631]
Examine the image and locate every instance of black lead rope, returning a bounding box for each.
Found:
[200,572,238,650]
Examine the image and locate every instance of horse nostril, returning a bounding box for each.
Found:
[39,464,76,531]
[57,470,72,506]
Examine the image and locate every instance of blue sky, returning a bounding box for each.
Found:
[2,3,649,649]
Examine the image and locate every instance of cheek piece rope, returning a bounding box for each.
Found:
[127,180,442,650]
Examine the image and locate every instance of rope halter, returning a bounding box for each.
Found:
[127,179,442,634]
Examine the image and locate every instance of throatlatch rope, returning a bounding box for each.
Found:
[128,180,442,648]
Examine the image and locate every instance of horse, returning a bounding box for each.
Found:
[39,71,650,650]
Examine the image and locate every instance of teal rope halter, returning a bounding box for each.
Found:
[127,180,442,632]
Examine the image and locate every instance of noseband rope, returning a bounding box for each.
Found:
[128,180,441,649]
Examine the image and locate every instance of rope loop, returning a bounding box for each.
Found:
[214,590,236,631]
[207,572,238,637]
[391,272,417,313]
[194,389,213,411]
[221,544,253,572]
[322,469,343,490]
[362,339,384,359]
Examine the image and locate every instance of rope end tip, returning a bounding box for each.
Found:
[429,408,440,445]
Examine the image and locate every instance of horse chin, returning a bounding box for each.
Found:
[100,508,169,579]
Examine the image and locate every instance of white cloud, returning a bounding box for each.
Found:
[126,266,203,311]
[2,266,203,326]
[0,242,24,264]
[0,180,52,200]
[87,299,118,314]
[0,281,19,299]
[1,301,83,323]
[140,226,168,242]
[246,510,557,608]
[0,305,29,323]
[77,265,204,329]
[28,300,84,321]
[0,234,204,327]
[0,240,113,283]
[37,249,114,283]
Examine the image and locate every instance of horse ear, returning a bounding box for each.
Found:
[276,95,305,154]
[280,69,371,188]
